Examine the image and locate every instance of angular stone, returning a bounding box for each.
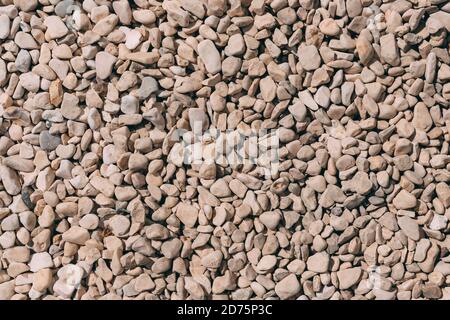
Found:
[298,45,321,71]
[95,52,117,80]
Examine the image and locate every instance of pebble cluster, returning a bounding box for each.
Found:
[0,0,450,300]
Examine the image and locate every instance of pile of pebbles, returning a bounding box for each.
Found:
[0,0,450,300]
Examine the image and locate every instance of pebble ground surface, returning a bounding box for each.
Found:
[0,0,450,300]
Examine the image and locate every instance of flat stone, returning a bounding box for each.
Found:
[274,274,301,300]
[39,131,61,151]
[398,216,420,241]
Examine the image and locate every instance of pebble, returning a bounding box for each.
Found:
[53,264,84,298]
[29,252,54,272]
[44,16,68,39]
[306,252,330,273]
[95,52,117,80]
[210,179,232,197]
[398,216,421,241]
[15,32,38,49]
[198,40,222,74]
[39,131,61,151]
[134,273,155,292]
[201,251,223,269]
[337,267,362,290]
[429,214,447,231]
[260,76,276,102]
[4,246,30,263]
[319,18,341,36]
[1,213,19,230]
[274,274,301,300]
[298,45,321,71]
[412,102,433,132]
[15,50,31,72]
[256,255,277,272]
[0,15,9,39]
[393,190,417,210]
[61,93,81,120]
[0,165,21,195]
[352,172,373,195]
[32,268,53,292]
[225,34,246,56]
[137,77,159,99]
[109,215,130,237]
[176,203,198,228]
[62,226,90,245]
[0,281,15,300]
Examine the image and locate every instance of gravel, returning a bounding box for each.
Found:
[0,0,449,301]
